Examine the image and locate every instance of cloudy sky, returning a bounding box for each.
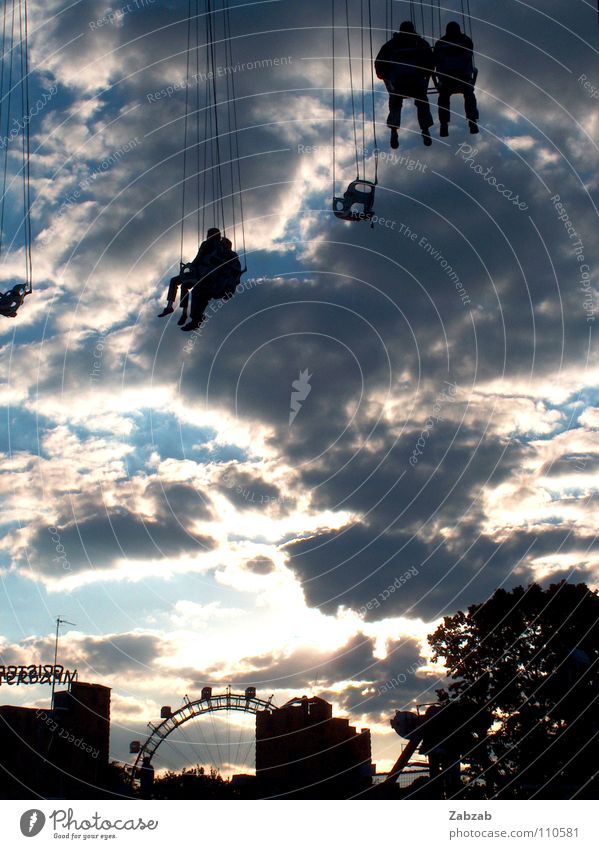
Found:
[0,0,597,779]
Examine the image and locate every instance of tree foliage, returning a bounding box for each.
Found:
[428,581,599,798]
[152,765,244,799]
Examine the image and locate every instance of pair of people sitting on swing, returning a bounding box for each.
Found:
[375,20,479,148]
[158,227,242,331]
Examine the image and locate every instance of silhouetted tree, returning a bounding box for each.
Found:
[103,761,136,798]
[153,765,241,799]
[429,581,599,798]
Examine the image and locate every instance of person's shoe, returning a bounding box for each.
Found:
[177,313,188,326]
[181,321,200,331]
[390,128,399,149]
[422,128,432,146]
[157,306,174,317]
[440,122,449,137]
[469,120,479,134]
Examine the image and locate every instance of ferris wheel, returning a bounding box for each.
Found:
[129,687,274,781]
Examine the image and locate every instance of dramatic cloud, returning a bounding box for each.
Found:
[0,0,596,775]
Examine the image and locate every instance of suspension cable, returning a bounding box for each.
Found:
[200,67,209,239]
[22,0,32,291]
[0,0,33,297]
[224,0,247,264]
[360,0,365,181]
[206,0,226,234]
[332,0,336,203]
[18,0,27,277]
[0,0,16,266]
[344,0,360,179]
[367,0,378,185]
[195,0,201,245]
[180,0,193,264]
[224,6,238,247]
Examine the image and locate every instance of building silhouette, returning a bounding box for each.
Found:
[256,695,372,798]
[0,681,110,798]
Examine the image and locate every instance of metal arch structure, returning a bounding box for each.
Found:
[132,690,274,770]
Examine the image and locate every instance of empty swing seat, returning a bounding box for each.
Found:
[333,179,376,222]
[0,284,28,318]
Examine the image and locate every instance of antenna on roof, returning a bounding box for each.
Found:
[51,616,76,709]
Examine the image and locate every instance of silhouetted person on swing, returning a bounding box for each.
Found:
[181,237,242,331]
[158,227,222,325]
[375,20,434,148]
[433,21,479,136]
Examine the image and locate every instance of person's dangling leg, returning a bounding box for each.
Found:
[437,85,451,136]
[158,275,180,317]
[415,88,433,146]
[178,280,194,325]
[182,284,210,331]
[385,80,402,127]
[463,83,479,133]
[386,87,403,149]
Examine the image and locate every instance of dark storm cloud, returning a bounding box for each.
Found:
[5,0,596,621]
[540,452,599,478]
[216,466,287,511]
[200,631,425,688]
[77,632,164,675]
[245,555,276,574]
[285,522,599,622]
[0,630,166,676]
[183,631,434,724]
[27,509,216,576]
[145,481,214,524]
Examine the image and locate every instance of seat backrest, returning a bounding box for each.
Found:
[0,286,24,309]
[333,180,375,221]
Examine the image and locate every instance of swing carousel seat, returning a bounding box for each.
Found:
[0,283,28,318]
[333,179,376,222]
[430,65,478,93]
[180,262,199,282]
